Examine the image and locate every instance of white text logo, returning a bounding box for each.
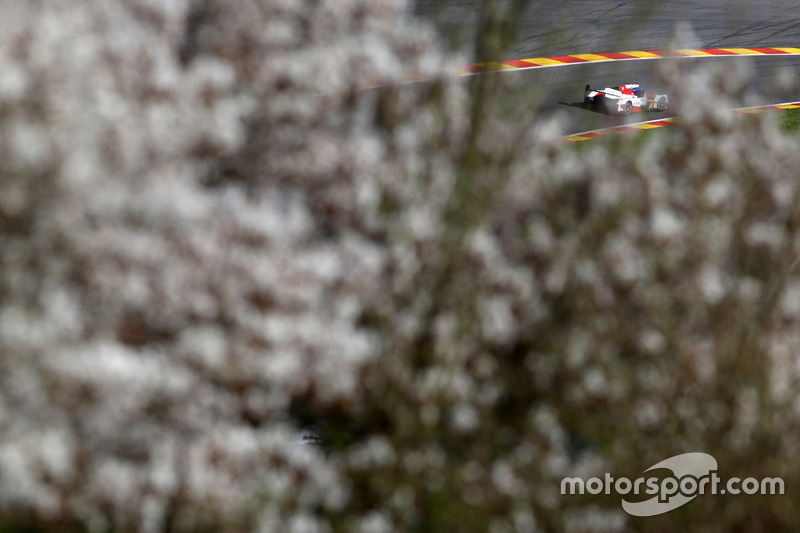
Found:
[561,453,784,516]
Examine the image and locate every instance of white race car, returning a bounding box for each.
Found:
[584,83,668,115]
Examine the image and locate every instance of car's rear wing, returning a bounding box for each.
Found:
[585,85,606,100]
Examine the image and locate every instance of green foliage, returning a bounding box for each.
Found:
[779,108,800,132]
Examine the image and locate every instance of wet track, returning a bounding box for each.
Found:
[414,0,800,134]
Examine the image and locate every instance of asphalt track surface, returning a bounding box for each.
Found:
[413,0,800,134]
[500,55,800,134]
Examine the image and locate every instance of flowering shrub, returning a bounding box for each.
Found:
[1,0,799,532]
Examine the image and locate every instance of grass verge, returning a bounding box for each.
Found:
[779,108,800,133]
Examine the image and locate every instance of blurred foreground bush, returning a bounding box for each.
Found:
[1,0,799,532]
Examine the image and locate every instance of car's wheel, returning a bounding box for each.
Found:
[592,95,605,113]
[624,101,632,115]
[656,97,667,112]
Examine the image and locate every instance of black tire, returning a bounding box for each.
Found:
[656,97,667,112]
[623,101,632,115]
[593,95,605,113]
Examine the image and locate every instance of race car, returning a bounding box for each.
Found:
[584,83,668,115]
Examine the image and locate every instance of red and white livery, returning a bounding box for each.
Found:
[584,83,668,115]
